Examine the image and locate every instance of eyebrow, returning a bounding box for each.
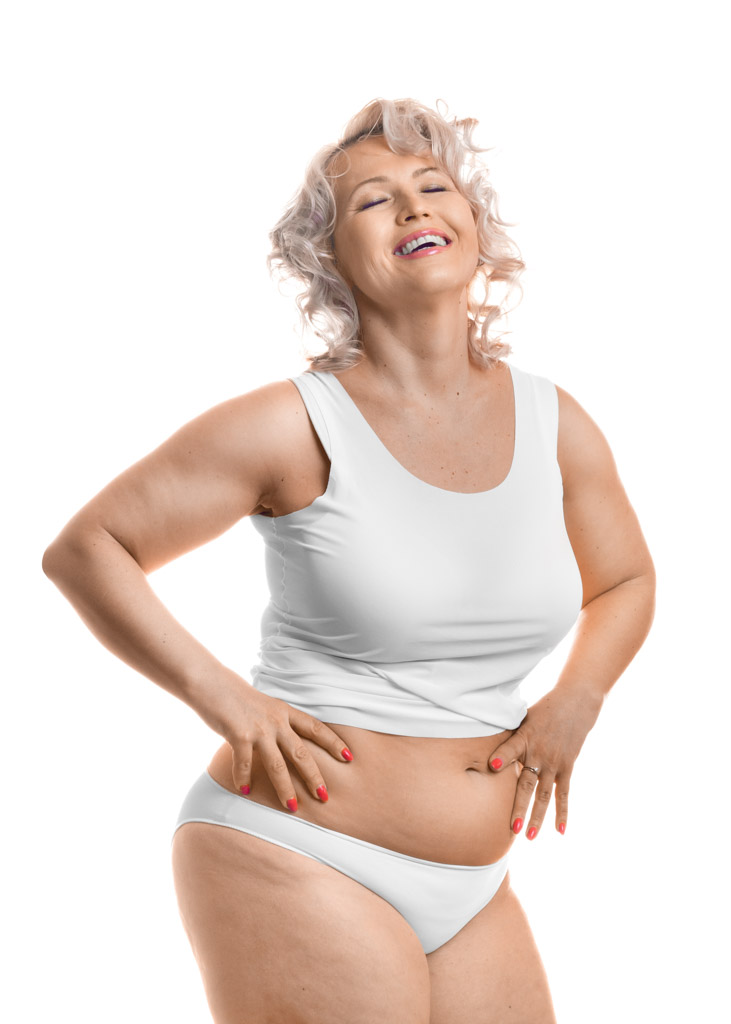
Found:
[347,166,448,202]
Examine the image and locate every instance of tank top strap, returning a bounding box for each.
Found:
[287,369,389,473]
[286,371,337,460]
[507,364,561,488]
[288,364,561,495]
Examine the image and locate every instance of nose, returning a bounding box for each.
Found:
[397,192,431,224]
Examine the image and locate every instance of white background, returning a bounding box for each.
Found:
[3,1,729,1021]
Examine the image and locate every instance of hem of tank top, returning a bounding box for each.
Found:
[252,663,526,695]
[291,720,521,738]
[251,691,526,735]
[252,670,530,711]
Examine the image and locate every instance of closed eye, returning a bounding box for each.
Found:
[359,186,448,211]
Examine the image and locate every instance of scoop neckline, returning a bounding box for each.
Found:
[323,362,519,498]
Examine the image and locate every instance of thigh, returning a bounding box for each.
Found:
[171,821,431,1024]
[426,874,557,1024]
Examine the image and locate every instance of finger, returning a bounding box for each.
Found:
[280,729,331,804]
[231,740,254,796]
[258,738,300,812]
[488,732,528,773]
[289,708,354,763]
[509,766,540,834]
[555,774,570,834]
[526,774,556,839]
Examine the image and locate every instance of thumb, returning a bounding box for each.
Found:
[488,730,527,772]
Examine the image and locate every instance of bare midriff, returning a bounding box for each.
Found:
[206,724,522,867]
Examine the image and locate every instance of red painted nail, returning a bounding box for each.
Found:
[287,797,298,812]
[490,758,503,770]
[513,817,523,834]
[316,785,328,802]
[558,822,566,835]
[527,826,538,840]
[240,784,250,795]
[341,748,353,761]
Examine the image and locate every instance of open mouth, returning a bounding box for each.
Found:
[393,230,452,258]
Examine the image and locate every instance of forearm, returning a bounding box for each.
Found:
[552,572,656,714]
[42,527,245,733]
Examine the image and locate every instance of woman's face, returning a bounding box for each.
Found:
[330,136,481,308]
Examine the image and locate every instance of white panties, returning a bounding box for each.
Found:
[172,771,509,955]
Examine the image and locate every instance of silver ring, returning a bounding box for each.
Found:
[522,766,540,777]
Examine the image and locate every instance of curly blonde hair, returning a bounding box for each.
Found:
[268,97,525,372]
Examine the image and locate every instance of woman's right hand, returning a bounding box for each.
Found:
[199,670,353,811]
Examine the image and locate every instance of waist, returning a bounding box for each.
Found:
[206,722,522,865]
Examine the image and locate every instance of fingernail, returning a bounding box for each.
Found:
[287,797,298,812]
[558,822,566,835]
[490,758,503,770]
[341,748,353,761]
[316,785,329,802]
[240,784,250,795]
[527,826,538,840]
[513,817,523,834]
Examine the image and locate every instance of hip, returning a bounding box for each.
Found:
[206,722,521,865]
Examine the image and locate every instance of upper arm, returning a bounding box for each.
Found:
[557,385,655,606]
[48,380,301,573]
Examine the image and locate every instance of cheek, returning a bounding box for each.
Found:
[344,248,391,293]
[334,230,370,283]
[462,227,481,269]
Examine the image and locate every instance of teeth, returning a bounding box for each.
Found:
[396,234,449,256]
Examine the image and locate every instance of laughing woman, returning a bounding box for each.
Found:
[43,98,655,1024]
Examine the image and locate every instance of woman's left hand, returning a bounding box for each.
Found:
[487,687,603,839]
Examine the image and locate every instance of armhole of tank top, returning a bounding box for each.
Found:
[287,374,333,460]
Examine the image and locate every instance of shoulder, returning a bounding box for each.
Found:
[182,377,309,453]
[155,376,316,505]
[554,383,619,497]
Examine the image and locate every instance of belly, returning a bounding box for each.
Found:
[206,723,521,866]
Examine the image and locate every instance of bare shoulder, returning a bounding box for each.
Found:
[192,377,313,470]
[555,384,619,496]
[50,376,317,572]
[158,374,323,515]
[554,383,654,599]
[142,377,310,511]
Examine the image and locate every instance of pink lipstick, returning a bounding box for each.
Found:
[393,229,452,260]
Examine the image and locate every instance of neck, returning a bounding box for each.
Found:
[353,290,479,401]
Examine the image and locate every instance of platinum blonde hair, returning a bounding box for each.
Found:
[268,98,525,372]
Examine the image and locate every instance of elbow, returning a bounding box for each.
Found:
[624,562,657,635]
[42,526,96,583]
[42,537,79,585]
[626,562,657,606]
[626,551,657,606]
[42,540,63,581]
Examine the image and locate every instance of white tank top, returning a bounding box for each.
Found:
[248,362,583,738]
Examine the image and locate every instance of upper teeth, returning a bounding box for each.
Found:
[396,234,449,256]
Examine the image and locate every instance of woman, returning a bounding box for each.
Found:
[43,98,655,1023]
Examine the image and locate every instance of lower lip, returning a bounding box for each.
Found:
[394,242,452,260]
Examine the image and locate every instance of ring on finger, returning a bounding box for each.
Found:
[521,765,540,777]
